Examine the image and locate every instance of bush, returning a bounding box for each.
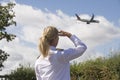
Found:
[8,65,36,80]
[7,52,120,80]
[70,53,120,80]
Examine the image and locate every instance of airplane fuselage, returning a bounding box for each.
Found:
[75,13,99,24]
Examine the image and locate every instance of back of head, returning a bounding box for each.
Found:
[39,26,58,57]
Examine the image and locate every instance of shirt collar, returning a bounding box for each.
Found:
[50,46,56,50]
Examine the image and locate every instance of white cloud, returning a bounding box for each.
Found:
[0,0,15,4]
[0,2,120,74]
[71,49,106,63]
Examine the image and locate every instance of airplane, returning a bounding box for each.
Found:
[75,13,99,24]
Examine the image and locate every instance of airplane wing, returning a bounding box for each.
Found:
[90,14,94,22]
[75,14,81,20]
[90,14,100,23]
[75,14,89,22]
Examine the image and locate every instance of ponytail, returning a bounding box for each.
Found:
[39,26,58,57]
[39,36,49,57]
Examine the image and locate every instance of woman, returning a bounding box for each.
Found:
[35,26,87,80]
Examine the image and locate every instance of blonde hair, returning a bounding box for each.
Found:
[39,26,58,57]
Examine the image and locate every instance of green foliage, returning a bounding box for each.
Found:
[0,2,16,70]
[0,49,9,71]
[6,51,120,80]
[8,65,36,80]
[0,2,16,42]
[70,52,120,80]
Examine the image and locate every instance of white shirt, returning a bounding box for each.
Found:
[35,35,87,80]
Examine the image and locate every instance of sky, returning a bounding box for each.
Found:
[0,0,120,75]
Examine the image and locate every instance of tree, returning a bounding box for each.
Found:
[0,2,16,71]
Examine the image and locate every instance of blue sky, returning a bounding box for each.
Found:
[0,0,120,75]
[15,0,120,25]
[13,0,120,58]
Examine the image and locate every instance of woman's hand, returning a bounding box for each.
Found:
[58,30,72,38]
